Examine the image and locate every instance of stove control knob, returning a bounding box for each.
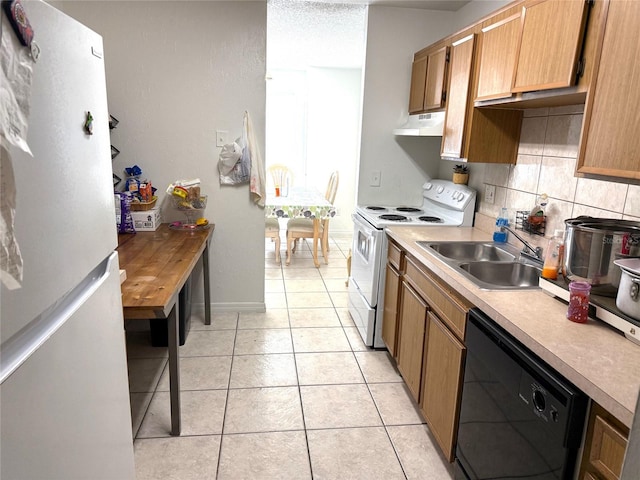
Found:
[437,186,445,194]
[424,183,433,190]
[457,193,466,202]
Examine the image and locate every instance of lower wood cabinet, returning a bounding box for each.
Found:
[388,246,472,462]
[382,240,404,358]
[382,262,401,358]
[396,280,428,402]
[420,312,466,462]
[579,402,629,480]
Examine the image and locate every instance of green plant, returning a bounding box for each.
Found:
[453,164,469,174]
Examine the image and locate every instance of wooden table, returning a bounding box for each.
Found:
[117,223,214,436]
[265,187,335,267]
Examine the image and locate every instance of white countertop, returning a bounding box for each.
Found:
[386,225,640,428]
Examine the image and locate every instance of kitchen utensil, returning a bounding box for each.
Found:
[614,258,640,320]
[563,217,640,296]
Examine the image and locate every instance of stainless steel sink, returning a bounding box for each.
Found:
[459,261,541,289]
[416,240,542,290]
[418,241,518,262]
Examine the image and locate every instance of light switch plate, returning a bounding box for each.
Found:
[370,170,381,187]
[216,130,228,147]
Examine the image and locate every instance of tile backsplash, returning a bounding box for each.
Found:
[475,105,640,239]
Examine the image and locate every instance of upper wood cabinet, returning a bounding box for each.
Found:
[475,13,521,101]
[441,34,476,159]
[408,57,428,114]
[424,46,449,110]
[512,0,590,92]
[409,44,449,114]
[577,0,640,180]
[442,31,523,163]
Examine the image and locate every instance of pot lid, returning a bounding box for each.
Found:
[565,217,640,234]
[614,258,640,276]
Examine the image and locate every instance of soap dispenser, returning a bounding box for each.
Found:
[493,208,509,243]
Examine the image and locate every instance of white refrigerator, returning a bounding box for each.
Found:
[1,2,135,478]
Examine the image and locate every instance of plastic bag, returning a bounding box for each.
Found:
[218,137,250,185]
[116,192,136,234]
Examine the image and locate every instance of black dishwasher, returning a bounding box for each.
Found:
[455,308,588,480]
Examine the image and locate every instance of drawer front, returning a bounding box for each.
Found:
[404,256,469,340]
[388,240,403,271]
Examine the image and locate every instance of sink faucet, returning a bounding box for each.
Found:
[500,225,543,262]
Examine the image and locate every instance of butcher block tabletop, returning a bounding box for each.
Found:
[117,223,214,319]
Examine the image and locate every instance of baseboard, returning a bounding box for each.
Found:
[191,302,266,313]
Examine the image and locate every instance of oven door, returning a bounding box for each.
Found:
[350,213,385,307]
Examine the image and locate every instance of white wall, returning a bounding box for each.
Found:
[306,67,361,232]
[451,0,512,31]
[57,0,267,311]
[358,6,456,208]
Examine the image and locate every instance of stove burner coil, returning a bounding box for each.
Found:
[396,207,422,213]
[366,206,386,211]
[418,216,443,223]
[379,214,408,222]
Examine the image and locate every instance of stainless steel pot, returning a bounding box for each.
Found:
[614,258,640,320]
[563,217,640,296]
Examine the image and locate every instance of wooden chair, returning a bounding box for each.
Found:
[265,217,281,264]
[265,165,292,265]
[286,171,339,265]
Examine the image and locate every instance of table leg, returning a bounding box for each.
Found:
[312,219,320,268]
[168,302,181,436]
[203,242,211,325]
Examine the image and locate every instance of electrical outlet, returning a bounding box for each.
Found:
[485,184,496,204]
[216,130,228,147]
[370,170,381,187]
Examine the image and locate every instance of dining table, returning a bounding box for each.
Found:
[265,186,336,267]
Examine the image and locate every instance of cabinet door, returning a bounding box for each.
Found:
[512,0,590,92]
[424,46,449,110]
[579,402,629,480]
[397,281,428,402]
[577,0,640,180]
[475,13,521,101]
[382,263,401,358]
[420,312,466,463]
[441,34,476,159]
[409,56,428,114]
[589,415,627,480]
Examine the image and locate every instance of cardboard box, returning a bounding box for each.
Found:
[130,208,161,232]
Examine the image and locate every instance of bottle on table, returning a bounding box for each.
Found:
[493,208,509,243]
[541,229,565,280]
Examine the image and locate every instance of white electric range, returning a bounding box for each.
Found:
[348,179,476,348]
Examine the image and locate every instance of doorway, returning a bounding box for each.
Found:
[265,0,366,234]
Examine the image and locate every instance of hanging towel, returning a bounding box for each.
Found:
[243,111,266,207]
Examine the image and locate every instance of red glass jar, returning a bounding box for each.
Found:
[567,281,591,323]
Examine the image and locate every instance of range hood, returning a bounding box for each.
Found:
[393,111,444,136]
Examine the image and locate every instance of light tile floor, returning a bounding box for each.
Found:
[126,230,454,479]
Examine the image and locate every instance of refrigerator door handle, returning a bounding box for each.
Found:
[1,252,118,384]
